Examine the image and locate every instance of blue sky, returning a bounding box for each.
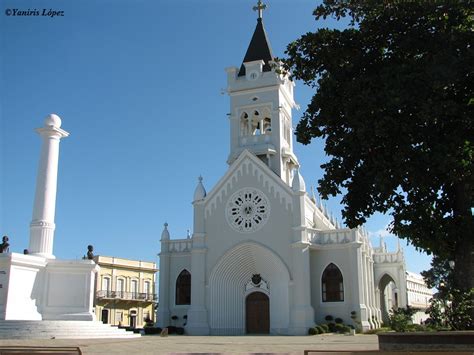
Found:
[1,0,431,274]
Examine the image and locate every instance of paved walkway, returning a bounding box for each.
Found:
[0,334,379,354]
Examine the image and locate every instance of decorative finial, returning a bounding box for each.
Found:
[253,0,266,19]
[161,222,170,241]
[44,113,62,128]
[310,186,316,204]
[187,229,191,239]
[291,167,306,192]
[194,175,207,201]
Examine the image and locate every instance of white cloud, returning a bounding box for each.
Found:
[368,223,395,238]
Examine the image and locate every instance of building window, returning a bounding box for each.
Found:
[176,269,191,305]
[322,263,344,302]
[131,279,138,299]
[102,276,111,297]
[117,278,125,299]
[144,280,151,296]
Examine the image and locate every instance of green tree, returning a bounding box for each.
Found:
[421,255,454,298]
[283,0,473,300]
[422,255,473,330]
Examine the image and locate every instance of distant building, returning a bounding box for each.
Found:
[381,271,433,324]
[94,255,158,328]
[406,271,433,324]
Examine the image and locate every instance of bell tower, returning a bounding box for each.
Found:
[225,1,299,185]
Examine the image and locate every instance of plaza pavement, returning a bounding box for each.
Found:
[0,334,379,354]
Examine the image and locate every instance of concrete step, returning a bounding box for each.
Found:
[0,320,141,339]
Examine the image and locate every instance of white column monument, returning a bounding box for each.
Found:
[0,114,99,321]
[29,114,69,258]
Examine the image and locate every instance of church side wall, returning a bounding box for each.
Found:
[167,254,191,328]
[310,246,360,327]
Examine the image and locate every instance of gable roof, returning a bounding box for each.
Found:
[203,150,294,216]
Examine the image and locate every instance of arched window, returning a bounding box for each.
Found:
[263,117,271,134]
[322,263,344,302]
[240,112,249,136]
[251,110,260,135]
[176,269,191,305]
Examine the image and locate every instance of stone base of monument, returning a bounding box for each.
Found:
[378,331,474,352]
[0,320,140,339]
[0,253,97,322]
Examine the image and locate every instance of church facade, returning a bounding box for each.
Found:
[157,7,407,336]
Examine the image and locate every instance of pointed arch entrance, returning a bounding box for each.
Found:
[246,291,269,334]
[378,273,398,324]
[208,242,291,335]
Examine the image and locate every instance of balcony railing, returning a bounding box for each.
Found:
[96,290,157,302]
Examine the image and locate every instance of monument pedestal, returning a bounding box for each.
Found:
[0,253,99,321]
[0,253,45,320]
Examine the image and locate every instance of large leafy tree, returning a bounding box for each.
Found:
[283,1,473,296]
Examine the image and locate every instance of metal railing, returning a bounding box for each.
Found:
[96,290,157,302]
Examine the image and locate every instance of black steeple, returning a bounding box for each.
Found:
[238,2,274,77]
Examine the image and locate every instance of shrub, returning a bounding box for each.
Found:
[388,306,417,332]
[176,327,185,335]
[407,324,428,332]
[350,310,362,333]
[308,327,317,335]
[363,327,391,334]
[334,317,343,324]
[144,320,154,328]
[342,325,351,333]
[320,324,329,333]
[325,315,334,322]
[317,325,326,334]
[327,322,337,332]
[167,325,177,334]
[144,327,162,335]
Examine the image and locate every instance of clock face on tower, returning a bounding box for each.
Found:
[226,188,270,233]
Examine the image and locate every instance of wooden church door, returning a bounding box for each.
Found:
[245,292,270,334]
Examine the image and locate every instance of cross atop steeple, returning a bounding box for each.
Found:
[253,0,267,19]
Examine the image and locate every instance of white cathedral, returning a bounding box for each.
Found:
[157,5,408,336]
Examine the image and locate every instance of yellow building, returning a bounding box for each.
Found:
[94,255,158,328]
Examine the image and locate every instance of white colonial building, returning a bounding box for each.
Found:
[406,271,433,324]
[157,5,409,335]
